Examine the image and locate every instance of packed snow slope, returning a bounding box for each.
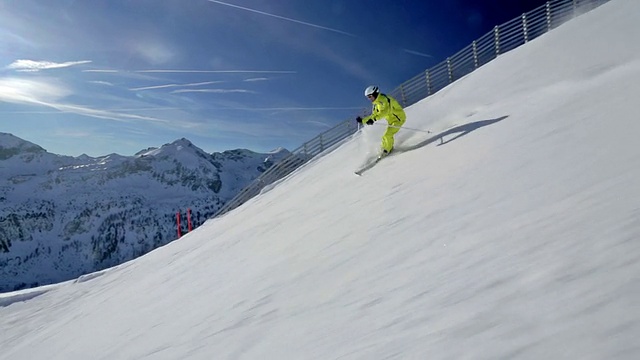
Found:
[1,1,639,359]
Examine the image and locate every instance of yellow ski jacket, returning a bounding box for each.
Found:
[363,93,406,125]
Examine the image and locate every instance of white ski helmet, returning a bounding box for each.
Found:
[364,85,379,98]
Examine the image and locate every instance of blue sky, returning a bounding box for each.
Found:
[0,0,544,156]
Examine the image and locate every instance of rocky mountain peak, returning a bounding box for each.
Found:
[0,132,46,160]
[136,137,209,161]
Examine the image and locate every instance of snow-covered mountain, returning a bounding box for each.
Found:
[0,134,289,292]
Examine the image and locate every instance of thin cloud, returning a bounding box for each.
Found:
[207,0,356,37]
[188,107,362,111]
[130,81,223,91]
[130,41,175,66]
[403,49,434,58]
[106,107,181,111]
[223,107,361,111]
[7,59,92,72]
[303,120,333,128]
[53,103,167,123]
[83,70,120,73]
[51,129,96,138]
[0,77,167,123]
[89,81,115,86]
[0,110,61,114]
[171,89,255,94]
[83,69,296,74]
[244,78,269,82]
[0,108,177,114]
[136,69,296,74]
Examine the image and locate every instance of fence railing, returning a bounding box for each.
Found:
[386,0,610,105]
[214,0,610,218]
[215,120,360,216]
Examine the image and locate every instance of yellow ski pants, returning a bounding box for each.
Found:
[381,116,406,152]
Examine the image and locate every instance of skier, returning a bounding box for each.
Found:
[356,85,406,155]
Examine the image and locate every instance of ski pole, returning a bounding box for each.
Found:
[373,122,432,133]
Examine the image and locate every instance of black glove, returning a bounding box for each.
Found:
[366,119,374,125]
[356,116,363,124]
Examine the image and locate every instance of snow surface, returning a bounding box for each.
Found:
[1,1,639,359]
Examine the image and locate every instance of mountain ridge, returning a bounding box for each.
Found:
[0,132,290,292]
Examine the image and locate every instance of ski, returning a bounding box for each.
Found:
[353,123,457,176]
[354,152,390,176]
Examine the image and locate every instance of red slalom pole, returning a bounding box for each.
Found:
[187,208,192,232]
[176,211,181,238]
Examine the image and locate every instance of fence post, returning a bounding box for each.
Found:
[187,208,192,232]
[572,0,578,17]
[446,57,453,83]
[400,84,407,106]
[472,41,479,68]
[425,70,432,95]
[546,1,551,31]
[494,25,501,55]
[319,134,324,152]
[522,13,529,43]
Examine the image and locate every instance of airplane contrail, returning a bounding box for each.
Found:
[82,69,294,74]
[207,0,356,37]
[199,106,362,111]
[171,89,255,94]
[130,81,223,91]
[403,49,434,58]
[82,69,119,73]
[136,69,296,73]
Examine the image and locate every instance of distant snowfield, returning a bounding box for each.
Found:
[2,1,639,359]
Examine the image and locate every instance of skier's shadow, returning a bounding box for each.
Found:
[399,115,509,152]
